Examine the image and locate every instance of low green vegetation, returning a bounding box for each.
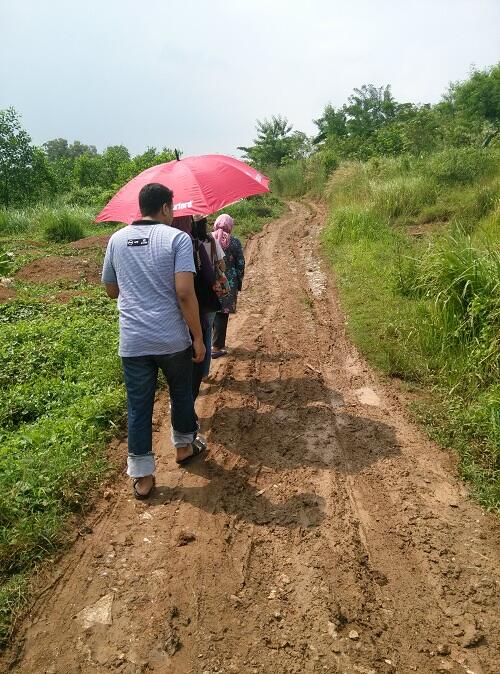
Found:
[319,148,499,509]
[0,293,124,643]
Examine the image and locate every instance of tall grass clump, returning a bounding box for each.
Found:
[0,208,33,236]
[324,205,388,245]
[41,208,87,243]
[423,147,498,186]
[415,238,500,384]
[371,175,437,220]
[270,161,308,197]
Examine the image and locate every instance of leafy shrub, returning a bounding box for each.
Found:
[42,209,86,243]
[65,185,109,209]
[425,147,497,185]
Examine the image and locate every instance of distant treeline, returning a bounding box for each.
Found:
[0,108,177,209]
[239,63,499,179]
[0,63,498,210]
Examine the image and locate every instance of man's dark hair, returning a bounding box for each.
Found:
[138,183,174,216]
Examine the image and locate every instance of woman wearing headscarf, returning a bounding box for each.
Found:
[192,215,226,379]
[212,213,245,358]
[171,216,219,399]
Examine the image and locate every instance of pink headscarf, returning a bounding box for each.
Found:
[213,214,234,251]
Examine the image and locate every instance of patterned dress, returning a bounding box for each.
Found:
[219,236,245,314]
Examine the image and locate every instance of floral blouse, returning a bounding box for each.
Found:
[219,236,245,314]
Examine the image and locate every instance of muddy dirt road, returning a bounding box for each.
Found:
[3,202,499,674]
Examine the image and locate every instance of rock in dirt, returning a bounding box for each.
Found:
[436,643,451,655]
[327,621,338,638]
[462,625,484,648]
[331,639,343,653]
[164,627,181,656]
[76,593,113,628]
[176,530,196,546]
[348,629,360,640]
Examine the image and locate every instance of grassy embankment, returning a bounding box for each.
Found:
[272,147,500,510]
[0,193,282,644]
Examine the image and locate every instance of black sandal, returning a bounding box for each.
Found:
[132,476,155,500]
[176,438,206,465]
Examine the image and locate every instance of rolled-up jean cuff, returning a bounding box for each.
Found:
[171,427,196,448]
[127,453,155,478]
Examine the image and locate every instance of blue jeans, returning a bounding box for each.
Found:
[202,311,217,377]
[122,348,197,478]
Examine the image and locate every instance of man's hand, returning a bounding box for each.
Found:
[105,282,119,299]
[192,337,206,363]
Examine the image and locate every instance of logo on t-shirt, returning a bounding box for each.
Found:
[127,238,149,247]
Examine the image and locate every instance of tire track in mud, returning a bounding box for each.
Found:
[2,202,499,674]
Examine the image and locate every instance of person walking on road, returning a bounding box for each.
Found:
[192,214,226,378]
[211,213,245,358]
[171,215,221,398]
[101,183,206,500]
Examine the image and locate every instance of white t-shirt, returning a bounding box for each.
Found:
[102,222,195,357]
[202,236,224,264]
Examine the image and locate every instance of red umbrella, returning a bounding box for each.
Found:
[96,154,270,224]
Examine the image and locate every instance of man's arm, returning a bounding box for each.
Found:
[105,282,119,299]
[175,272,205,364]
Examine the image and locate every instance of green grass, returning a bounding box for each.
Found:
[0,203,118,241]
[0,293,125,644]
[316,150,500,510]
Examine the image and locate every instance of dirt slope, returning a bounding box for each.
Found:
[3,202,499,674]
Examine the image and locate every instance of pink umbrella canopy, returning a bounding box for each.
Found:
[96,154,270,224]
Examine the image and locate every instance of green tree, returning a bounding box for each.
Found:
[238,116,310,169]
[447,64,500,145]
[344,84,399,140]
[73,153,105,188]
[0,107,53,206]
[101,145,131,188]
[43,138,71,162]
[313,104,347,143]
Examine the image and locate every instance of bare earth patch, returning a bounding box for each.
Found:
[16,256,101,284]
[0,286,16,303]
[69,234,111,250]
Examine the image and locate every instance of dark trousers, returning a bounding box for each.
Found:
[121,348,198,477]
[213,312,229,349]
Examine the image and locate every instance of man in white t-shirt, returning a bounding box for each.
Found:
[102,183,206,499]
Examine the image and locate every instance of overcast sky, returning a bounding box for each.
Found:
[1,0,498,157]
